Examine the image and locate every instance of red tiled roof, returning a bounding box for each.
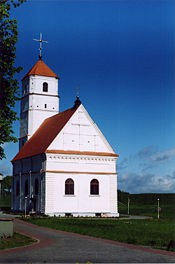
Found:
[22,59,59,80]
[12,107,77,161]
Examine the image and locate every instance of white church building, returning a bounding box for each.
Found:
[11,57,119,217]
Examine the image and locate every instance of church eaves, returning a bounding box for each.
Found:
[12,106,78,161]
[22,59,59,80]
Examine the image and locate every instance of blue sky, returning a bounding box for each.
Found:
[1,0,175,193]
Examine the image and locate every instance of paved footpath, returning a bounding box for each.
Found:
[0,214,175,263]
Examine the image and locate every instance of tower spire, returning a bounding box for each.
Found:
[33,33,48,59]
[73,87,81,108]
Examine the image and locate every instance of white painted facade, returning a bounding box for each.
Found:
[44,105,119,216]
[12,152,118,216]
[12,60,119,217]
[48,105,113,153]
[45,155,118,216]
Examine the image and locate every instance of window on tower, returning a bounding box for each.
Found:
[43,82,48,92]
[65,178,74,195]
[90,179,99,195]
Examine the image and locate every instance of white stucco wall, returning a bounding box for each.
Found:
[29,76,58,95]
[20,111,28,139]
[48,104,114,153]
[20,74,59,145]
[46,153,116,173]
[44,153,118,216]
[28,105,58,139]
[44,104,119,216]
[45,171,118,216]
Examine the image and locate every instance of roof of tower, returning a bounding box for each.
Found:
[12,106,79,161]
[22,59,60,80]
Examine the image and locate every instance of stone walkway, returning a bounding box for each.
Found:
[0,213,175,263]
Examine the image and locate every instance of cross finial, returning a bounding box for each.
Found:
[73,88,82,109]
[75,87,79,97]
[33,33,48,59]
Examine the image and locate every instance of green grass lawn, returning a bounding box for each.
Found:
[0,232,36,250]
[24,217,175,251]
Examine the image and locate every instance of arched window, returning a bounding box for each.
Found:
[65,178,74,195]
[90,179,99,195]
[43,82,48,92]
[35,179,39,195]
[16,181,20,196]
[25,180,29,196]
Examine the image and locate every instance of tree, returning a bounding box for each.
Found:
[2,175,12,193]
[0,0,26,159]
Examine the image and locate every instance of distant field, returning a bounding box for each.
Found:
[118,193,175,220]
[119,203,175,220]
[118,192,175,206]
[129,193,175,205]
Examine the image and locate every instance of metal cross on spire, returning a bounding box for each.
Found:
[33,33,48,59]
[75,87,80,97]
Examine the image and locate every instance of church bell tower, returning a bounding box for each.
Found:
[19,59,60,149]
[19,34,60,149]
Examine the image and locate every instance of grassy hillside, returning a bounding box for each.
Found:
[118,191,175,205]
[118,191,175,220]
[130,193,175,205]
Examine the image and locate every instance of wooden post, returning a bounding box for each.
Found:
[25,197,27,218]
[157,198,160,220]
[128,197,130,215]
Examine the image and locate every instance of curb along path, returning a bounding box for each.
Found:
[0,218,175,263]
[0,218,56,254]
